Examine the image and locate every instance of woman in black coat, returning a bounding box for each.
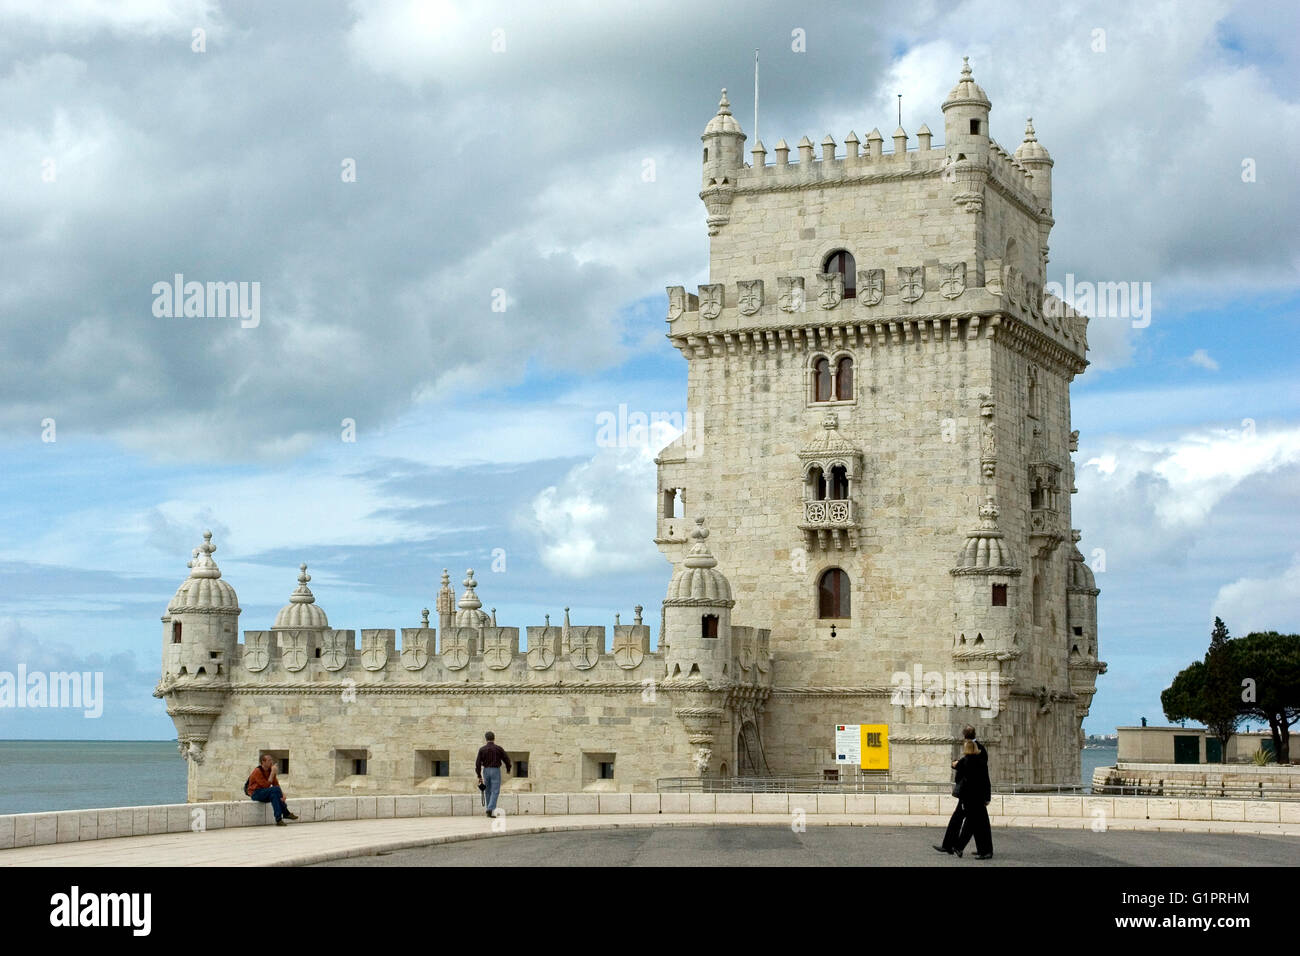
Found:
[953,738,994,858]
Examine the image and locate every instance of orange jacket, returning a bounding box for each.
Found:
[246,765,280,796]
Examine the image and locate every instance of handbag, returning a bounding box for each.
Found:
[951,778,964,798]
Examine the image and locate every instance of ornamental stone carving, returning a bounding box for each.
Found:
[737,279,763,316]
[857,269,884,305]
[400,632,429,671]
[569,627,601,670]
[817,272,844,310]
[483,630,514,670]
[613,631,646,669]
[667,285,686,321]
[320,630,349,671]
[899,266,924,303]
[778,276,805,312]
[698,283,724,320]
[940,262,967,299]
[361,631,388,671]
[442,629,471,670]
[281,630,309,672]
[244,632,270,673]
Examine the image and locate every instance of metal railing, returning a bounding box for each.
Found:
[659,775,1300,800]
[657,775,1087,795]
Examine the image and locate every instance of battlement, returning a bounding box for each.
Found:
[665,266,1088,371]
[225,619,772,689]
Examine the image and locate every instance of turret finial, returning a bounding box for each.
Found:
[1023,116,1037,142]
[717,88,731,115]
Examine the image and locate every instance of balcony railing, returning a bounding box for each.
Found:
[803,499,853,526]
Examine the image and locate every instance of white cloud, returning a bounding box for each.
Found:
[524,424,681,577]
[1188,348,1219,371]
[1212,556,1300,636]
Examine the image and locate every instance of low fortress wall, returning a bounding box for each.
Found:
[4,792,1299,851]
[1093,763,1300,795]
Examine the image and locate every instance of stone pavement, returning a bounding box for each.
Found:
[3,812,1298,866]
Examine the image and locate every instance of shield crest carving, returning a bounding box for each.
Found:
[698,284,723,320]
[320,631,349,671]
[281,631,309,672]
[898,266,925,303]
[940,262,966,299]
[778,276,805,313]
[244,632,270,673]
[737,280,763,316]
[857,269,884,305]
[817,273,843,310]
[401,633,429,671]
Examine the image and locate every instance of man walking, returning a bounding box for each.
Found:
[934,725,978,855]
[475,731,512,818]
[246,753,298,826]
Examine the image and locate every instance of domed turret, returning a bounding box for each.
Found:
[1066,530,1100,659]
[1014,117,1054,215]
[950,499,1020,653]
[663,518,735,681]
[700,88,746,236]
[161,530,240,680]
[273,563,328,631]
[454,569,491,628]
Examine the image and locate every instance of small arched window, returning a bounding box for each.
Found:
[701,614,719,638]
[828,465,848,499]
[835,356,853,400]
[808,466,827,501]
[172,621,182,644]
[818,568,850,619]
[813,357,832,402]
[824,250,857,298]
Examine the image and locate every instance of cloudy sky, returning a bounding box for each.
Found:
[0,0,1296,741]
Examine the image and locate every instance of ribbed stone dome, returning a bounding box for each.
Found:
[942,57,991,110]
[167,531,240,613]
[666,518,734,604]
[951,498,1020,574]
[1014,117,1051,163]
[703,89,743,136]
[1067,532,1098,591]
[454,569,492,627]
[273,563,328,629]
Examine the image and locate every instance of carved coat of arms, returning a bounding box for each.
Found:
[442,629,471,671]
[320,631,349,671]
[666,285,685,321]
[940,262,966,299]
[527,630,557,670]
[817,273,843,310]
[244,632,270,673]
[361,631,388,671]
[736,279,763,316]
[401,632,429,671]
[857,269,884,305]
[569,629,600,670]
[898,266,925,303]
[778,276,805,313]
[483,630,514,670]
[281,631,309,672]
[698,284,723,320]
[613,632,645,669]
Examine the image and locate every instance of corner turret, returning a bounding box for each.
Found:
[663,517,734,681]
[700,89,746,236]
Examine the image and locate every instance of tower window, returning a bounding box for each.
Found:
[1073,626,1083,636]
[969,119,980,134]
[813,357,832,402]
[992,584,1007,607]
[703,147,708,162]
[701,614,719,638]
[808,466,827,501]
[828,465,849,500]
[835,357,853,400]
[172,621,182,644]
[823,250,857,298]
[818,568,850,619]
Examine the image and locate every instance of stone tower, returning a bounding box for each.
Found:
[657,59,1105,784]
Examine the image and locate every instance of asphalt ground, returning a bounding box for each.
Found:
[313,824,1300,867]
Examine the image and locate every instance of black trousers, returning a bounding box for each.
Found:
[955,799,993,855]
[941,801,965,849]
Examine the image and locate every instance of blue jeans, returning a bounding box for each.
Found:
[251,785,288,821]
[481,766,502,813]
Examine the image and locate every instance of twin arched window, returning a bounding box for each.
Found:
[818,568,851,619]
[807,465,849,501]
[812,355,853,402]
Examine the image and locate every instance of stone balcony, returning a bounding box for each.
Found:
[798,499,858,550]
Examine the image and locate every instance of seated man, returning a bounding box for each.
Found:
[246,754,298,825]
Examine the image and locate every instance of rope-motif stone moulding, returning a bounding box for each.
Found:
[227,679,751,696]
